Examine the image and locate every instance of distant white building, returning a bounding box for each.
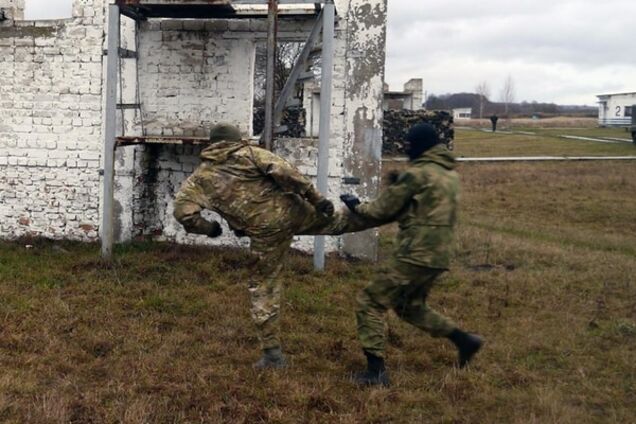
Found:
[383,79,424,111]
[453,108,472,120]
[597,92,636,127]
[305,78,424,137]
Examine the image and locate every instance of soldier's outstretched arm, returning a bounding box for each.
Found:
[351,172,417,223]
[297,174,417,236]
[173,178,222,237]
[295,205,387,236]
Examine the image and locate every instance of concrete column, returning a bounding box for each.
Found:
[313,0,335,271]
[342,0,388,261]
[101,4,120,260]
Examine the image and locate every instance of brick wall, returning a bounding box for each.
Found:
[0,0,387,258]
[122,16,350,253]
[0,0,105,240]
[136,19,255,137]
[0,0,24,20]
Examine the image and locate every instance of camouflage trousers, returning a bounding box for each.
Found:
[248,202,379,350]
[357,260,456,358]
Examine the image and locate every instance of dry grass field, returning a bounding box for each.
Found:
[1,130,635,423]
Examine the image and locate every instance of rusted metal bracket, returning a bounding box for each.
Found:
[103,48,138,58]
[115,136,210,147]
[116,103,142,110]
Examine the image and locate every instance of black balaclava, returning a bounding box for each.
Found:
[405,123,440,160]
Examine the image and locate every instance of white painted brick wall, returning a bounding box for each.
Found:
[0,0,385,258]
[122,16,351,253]
[0,0,24,20]
[136,19,255,137]
[0,0,105,241]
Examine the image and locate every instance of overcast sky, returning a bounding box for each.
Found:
[386,0,636,105]
[24,0,636,105]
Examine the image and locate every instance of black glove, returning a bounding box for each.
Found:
[340,194,361,212]
[387,170,400,184]
[208,221,223,238]
[315,197,335,217]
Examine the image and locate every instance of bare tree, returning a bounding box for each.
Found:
[252,42,308,136]
[475,81,490,120]
[499,75,515,117]
[254,42,304,107]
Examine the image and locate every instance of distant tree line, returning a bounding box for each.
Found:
[424,92,596,118]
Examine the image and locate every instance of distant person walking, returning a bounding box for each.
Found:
[489,114,499,132]
[631,104,636,144]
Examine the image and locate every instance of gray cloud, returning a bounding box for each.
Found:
[386,0,636,104]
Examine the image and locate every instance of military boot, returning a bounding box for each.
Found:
[353,351,390,387]
[253,347,287,370]
[447,329,483,368]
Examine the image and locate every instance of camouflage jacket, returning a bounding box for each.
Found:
[355,144,459,269]
[174,140,324,235]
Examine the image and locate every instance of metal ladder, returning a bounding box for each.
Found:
[104,22,145,140]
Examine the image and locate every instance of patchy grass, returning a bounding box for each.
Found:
[462,117,600,129]
[454,127,636,157]
[1,162,635,422]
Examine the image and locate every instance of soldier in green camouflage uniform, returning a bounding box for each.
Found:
[341,123,483,386]
[173,123,371,369]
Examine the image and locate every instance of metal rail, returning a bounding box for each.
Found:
[262,0,278,150]
[313,0,334,271]
[385,156,636,163]
[101,5,120,261]
[116,0,324,20]
[115,136,210,147]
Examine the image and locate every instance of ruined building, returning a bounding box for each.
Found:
[0,0,387,259]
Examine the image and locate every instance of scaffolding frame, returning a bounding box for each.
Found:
[102,0,336,270]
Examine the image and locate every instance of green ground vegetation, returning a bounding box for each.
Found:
[454,127,635,158]
[0,162,635,423]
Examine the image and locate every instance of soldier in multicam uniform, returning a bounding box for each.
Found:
[173,123,371,369]
[341,123,483,387]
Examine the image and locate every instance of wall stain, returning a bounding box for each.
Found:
[0,25,58,38]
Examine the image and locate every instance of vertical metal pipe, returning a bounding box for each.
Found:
[263,0,278,150]
[313,0,335,271]
[101,5,120,261]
